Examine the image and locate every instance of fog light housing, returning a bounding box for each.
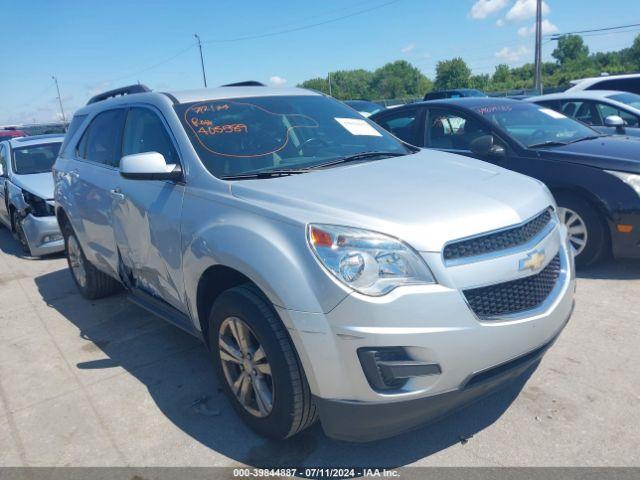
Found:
[357,347,442,392]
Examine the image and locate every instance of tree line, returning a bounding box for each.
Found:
[299,34,640,100]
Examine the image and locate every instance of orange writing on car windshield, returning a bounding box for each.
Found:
[184,99,318,158]
[197,124,248,135]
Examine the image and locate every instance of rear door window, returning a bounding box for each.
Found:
[375,108,420,145]
[77,109,126,167]
[560,100,598,125]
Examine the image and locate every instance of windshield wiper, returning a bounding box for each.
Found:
[528,140,569,149]
[221,168,310,180]
[565,135,603,144]
[308,151,406,170]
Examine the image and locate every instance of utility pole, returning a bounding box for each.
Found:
[328,72,332,96]
[51,76,67,129]
[194,34,208,88]
[533,0,543,94]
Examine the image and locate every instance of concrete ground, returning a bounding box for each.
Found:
[0,226,639,468]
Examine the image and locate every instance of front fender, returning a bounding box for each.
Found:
[7,180,28,214]
[182,208,349,327]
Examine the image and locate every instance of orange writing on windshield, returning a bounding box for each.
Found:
[197,123,248,135]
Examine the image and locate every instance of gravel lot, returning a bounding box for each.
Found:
[0,226,639,468]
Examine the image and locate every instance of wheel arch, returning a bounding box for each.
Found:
[550,184,612,254]
[195,264,259,346]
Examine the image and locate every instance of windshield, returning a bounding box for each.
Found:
[608,92,640,109]
[175,95,409,178]
[12,143,61,174]
[474,102,597,147]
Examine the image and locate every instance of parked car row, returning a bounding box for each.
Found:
[370,97,640,266]
[3,76,637,443]
[0,82,582,442]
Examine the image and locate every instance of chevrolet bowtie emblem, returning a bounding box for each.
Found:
[519,250,546,272]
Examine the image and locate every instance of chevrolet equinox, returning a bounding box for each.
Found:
[53,84,575,442]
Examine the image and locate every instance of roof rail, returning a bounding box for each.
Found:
[87,84,151,105]
[221,81,266,87]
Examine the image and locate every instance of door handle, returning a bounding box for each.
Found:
[110,188,126,201]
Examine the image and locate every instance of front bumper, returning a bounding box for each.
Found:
[314,304,572,442]
[20,214,64,256]
[277,226,575,441]
[610,213,640,259]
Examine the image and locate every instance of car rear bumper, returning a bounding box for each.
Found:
[21,214,64,256]
[314,304,572,442]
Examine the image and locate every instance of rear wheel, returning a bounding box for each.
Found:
[64,229,121,299]
[555,193,607,266]
[208,284,317,439]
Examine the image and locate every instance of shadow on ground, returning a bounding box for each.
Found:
[577,258,640,280]
[32,266,538,467]
[0,227,64,261]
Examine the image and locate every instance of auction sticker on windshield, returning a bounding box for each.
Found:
[335,117,382,136]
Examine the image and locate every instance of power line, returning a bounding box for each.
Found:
[547,22,640,38]
[203,0,402,44]
[105,43,196,85]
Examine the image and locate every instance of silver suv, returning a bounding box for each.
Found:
[54,84,575,442]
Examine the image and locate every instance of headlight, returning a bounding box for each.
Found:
[606,170,640,196]
[307,224,435,296]
[22,190,54,217]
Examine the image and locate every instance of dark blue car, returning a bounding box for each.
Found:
[371,98,640,266]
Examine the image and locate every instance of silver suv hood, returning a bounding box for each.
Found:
[11,173,54,201]
[231,149,553,252]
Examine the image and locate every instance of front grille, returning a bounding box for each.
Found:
[463,253,561,319]
[443,209,553,262]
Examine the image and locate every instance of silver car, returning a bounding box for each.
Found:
[0,135,65,256]
[529,90,640,137]
[53,84,575,442]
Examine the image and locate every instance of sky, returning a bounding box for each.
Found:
[1,0,639,124]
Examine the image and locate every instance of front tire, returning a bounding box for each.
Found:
[64,229,121,299]
[208,284,317,440]
[12,210,31,255]
[555,193,607,267]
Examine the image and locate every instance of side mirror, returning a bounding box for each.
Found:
[470,135,505,157]
[604,115,626,134]
[119,152,182,181]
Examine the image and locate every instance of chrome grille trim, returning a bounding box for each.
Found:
[443,207,556,266]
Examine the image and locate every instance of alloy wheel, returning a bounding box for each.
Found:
[67,235,87,288]
[557,207,588,256]
[218,316,274,418]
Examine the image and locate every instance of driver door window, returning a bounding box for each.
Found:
[122,108,178,164]
[593,103,639,127]
[426,109,490,150]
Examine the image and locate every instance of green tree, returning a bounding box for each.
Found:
[469,74,490,91]
[552,34,589,65]
[371,60,432,99]
[299,77,329,94]
[327,69,374,99]
[434,58,471,89]
[629,34,640,65]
